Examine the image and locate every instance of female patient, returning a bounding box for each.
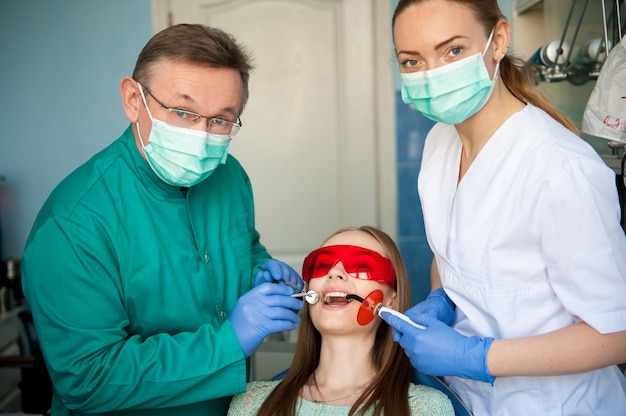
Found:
[228,226,453,415]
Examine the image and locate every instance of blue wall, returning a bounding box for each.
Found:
[0,0,152,258]
[395,95,436,304]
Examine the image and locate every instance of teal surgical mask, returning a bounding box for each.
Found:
[401,29,498,124]
[136,84,231,187]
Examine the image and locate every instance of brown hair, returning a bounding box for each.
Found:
[393,0,578,134]
[256,226,413,416]
[132,24,254,114]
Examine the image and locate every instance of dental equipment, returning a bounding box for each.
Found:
[346,290,426,329]
[289,286,320,304]
[257,264,320,304]
[281,276,320,304]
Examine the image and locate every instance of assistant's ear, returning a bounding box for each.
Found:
[120,77,141,123]
[492,19,511,62]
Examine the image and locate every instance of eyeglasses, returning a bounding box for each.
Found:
[302,245,396,287]
[144,88,242,137]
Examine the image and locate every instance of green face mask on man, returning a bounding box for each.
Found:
[136,83,232,187]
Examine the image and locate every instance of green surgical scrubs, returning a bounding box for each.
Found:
[22,126,271,415]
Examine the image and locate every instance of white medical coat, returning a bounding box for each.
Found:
[418,104,626,415]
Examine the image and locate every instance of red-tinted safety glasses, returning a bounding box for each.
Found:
[302,245,396,287]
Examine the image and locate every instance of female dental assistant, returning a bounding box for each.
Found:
[380,1,626,415]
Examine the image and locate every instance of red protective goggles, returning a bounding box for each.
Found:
[302,245,396,287]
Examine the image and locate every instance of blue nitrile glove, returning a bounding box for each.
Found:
[230,282,303,357]
[406,288,456,325]
[390,288,456,342]
[381,312,495,385]
[254,259,303,290]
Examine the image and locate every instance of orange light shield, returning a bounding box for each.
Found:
[356,289,384,325]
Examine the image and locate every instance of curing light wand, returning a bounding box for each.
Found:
[347,290,426,329]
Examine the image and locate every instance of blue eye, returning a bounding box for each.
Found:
[449,46,464,57]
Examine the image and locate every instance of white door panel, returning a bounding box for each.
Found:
[151,0,395,272]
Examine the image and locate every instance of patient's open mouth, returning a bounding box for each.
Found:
[323,292,355,306]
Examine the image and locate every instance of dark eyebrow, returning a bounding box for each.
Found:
[397,35,469,56]
[170,92,197,105]
[434,35,468,50]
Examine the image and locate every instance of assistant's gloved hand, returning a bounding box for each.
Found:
[254,259,303,290]
[230,282,303,357]
[381,312,495,384]
[406,288,456,325]
[389,288,456,343]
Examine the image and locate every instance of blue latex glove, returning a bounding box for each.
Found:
[254,259,303,290]
[230,282,303,357]
[406,287,456,325]
[390,288,456,343]
[381,312,495,385]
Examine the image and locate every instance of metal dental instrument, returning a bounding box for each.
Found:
[277,276,319,303]
[282,278,320,304]
[281,277,303,292]
[258,265,320,304]
[283,279,320,304]
[290,289,320,305]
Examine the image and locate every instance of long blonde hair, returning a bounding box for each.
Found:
[256,226,413,416]
[393,0,579,134]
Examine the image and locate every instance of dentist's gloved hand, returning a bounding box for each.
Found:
[254,259,303,290]
[406,288,456,325]
[381,312,495,385]
[230,282,303,357]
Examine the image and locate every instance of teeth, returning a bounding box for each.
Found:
[323,292,351,305]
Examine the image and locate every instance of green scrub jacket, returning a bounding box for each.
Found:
[22,126,271,415]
